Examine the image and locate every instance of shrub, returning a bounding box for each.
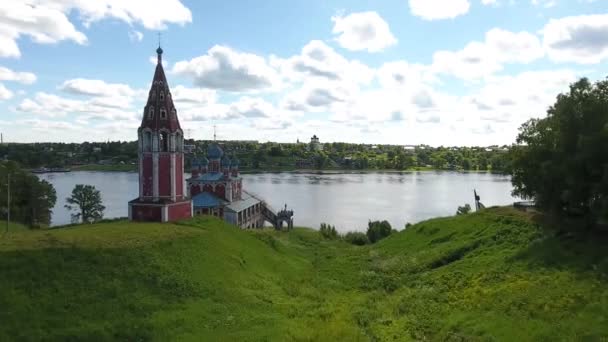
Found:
[344,231,369,246]
[319,223,339,240]
[456,204,471,216]
[366,220,392,243]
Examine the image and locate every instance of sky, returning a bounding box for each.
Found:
[0,0,607,146]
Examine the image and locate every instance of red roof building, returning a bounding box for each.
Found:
[128,46,192,222]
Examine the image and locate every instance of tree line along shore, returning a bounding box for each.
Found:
[0,140,512,173]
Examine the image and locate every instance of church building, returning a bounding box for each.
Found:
[128,46,192,222]
[188,144,266,229]
[128,45,293,229]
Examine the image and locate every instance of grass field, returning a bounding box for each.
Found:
[0,208,606,340]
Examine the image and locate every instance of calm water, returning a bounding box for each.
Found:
[38,171,518,231]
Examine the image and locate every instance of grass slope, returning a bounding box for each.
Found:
[0,208,606,341]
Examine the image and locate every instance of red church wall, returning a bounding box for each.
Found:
[168,201,192,221]
[131,204,162,221]
[191,184,201,196]
[142,156,153,197]
[215,184,226,199]
[158,154,171,197]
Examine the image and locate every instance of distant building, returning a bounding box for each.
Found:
[309,135,323,151]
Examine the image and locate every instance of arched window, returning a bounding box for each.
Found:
[148,107,154,119]
[160,108,167,120]
[160,91,164,101]
[143,131,152,151]
[160,132,168,152]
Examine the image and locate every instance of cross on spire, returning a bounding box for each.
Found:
[156,32,163,64]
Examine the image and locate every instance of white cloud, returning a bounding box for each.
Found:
[0,67,36,84]
[542,14,608,64]
[409,0,470,20]
[0,83,13,100]
[532,0,557,8]
[432,28,544,79]
[0,2,87,58]
[173,45,281,92]
[274,40,374,86]
[172,85,217,105]
[59,78,137,97]
[128,30,144,42]
[377,61,438,89]
[0,0,191,58]
[34,0,192,30]
[16,91,140,119]
[331,11,397,52]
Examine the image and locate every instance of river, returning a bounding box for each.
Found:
[38,171,518,232]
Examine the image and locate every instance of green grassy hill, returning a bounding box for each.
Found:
[1,208,606,341]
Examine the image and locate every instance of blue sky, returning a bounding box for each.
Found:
[0,0,607,145]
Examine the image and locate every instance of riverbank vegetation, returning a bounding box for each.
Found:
[0,161,56,228]
[1,207,606,340]
[512,77,608,231]
[0,139,512,173]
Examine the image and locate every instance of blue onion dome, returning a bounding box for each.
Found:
[231,158,240,168]
[207,144,223,159]
[192,157,200,167]
[222,155,231,168]
[200,156,209,166]
[156,46,163,55]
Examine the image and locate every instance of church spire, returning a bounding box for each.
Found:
[140,45,181,132]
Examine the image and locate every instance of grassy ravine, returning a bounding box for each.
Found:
[1,208,607,341]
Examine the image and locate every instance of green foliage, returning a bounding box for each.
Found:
[366,220,392,243]
[343,231,369,245]
[456,203,472,215]
[65,184,106,223]
[319,222,339,239]
[0,140,512,172]
[0,161,56,228]
[511,77,608,228]
[2,208,607,340]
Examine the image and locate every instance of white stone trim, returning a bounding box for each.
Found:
[161,206,168,222]
[171,153,176,201]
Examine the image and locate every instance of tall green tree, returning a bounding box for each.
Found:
[511,77,608,228]
[65,184,105,224]
[0,161,57,228]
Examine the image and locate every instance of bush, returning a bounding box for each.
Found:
[319,223,338,240]
[344,231,369,246]
[366,220,392,243]
[456,204,471,216]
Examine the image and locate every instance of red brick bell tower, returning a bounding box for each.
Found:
[128,46,192,222]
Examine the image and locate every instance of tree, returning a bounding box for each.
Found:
[0,161,57,228]
[511,77,608,228]
[366,220,392,243]
[456,204,471,215]
[65,184,105,223]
